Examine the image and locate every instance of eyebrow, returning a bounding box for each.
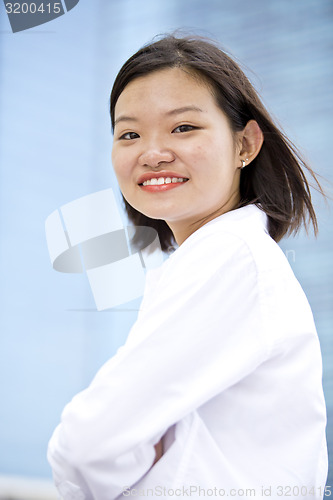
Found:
[166,105,204,116]
[114,105,204,127]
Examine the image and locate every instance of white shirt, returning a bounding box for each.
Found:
[47,205,328,500]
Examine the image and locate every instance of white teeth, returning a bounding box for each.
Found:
[142,177,187,186]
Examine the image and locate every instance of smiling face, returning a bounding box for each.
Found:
[112,67,244,244]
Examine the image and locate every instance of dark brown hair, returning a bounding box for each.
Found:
[110,34,323,251]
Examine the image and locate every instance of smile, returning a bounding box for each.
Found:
[142,177,188,186]
[139,176,189,193]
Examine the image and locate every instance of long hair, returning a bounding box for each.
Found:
[110,34,323,251]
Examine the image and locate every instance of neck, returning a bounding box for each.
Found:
[167,191,241,246]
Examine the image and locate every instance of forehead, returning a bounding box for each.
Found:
[114,67,216,114]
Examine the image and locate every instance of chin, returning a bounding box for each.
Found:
[133,202,177,222]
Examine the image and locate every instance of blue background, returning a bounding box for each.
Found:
[0,0,332,487]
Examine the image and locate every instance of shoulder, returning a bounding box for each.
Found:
[205,205,317,343]
[162,205,316,343]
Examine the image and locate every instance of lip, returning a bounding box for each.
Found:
[140,182,188,193]
[137,170,189,185]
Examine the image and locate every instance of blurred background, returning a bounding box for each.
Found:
[0,0,332,496]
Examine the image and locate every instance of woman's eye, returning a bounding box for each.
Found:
[172,125,197,134]
[119,132,139,140]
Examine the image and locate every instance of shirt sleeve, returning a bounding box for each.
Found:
[47,231,270,500]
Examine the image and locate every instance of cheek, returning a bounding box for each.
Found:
[186,144,206,171]
[112,150,129,182]
[189,140,237,185]
[189,140,223,171]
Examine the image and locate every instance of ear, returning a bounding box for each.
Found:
[238,120,264,167]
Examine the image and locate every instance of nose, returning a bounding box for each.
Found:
[138,146,175,168]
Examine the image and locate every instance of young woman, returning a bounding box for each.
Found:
[48,35,328,499]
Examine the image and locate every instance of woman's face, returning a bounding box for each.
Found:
[112,67,243,244]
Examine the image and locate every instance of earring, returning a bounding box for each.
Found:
[240,158,249,169]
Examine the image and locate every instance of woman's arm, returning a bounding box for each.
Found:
[48,231,267,500]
